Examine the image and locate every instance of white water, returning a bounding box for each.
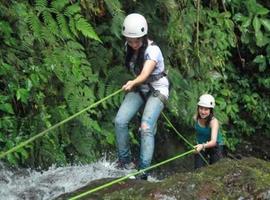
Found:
[0,158,158,200]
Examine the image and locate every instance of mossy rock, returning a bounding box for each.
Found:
[57,157,270,200]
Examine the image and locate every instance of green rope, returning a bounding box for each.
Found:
[0,85,207,199]
[69,149,195,200]
[162,112,194,147]
[0,88,123,159]
[161,112,209,165]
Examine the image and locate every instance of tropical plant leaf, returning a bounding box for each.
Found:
[75,16,101,42]
[51,0,69,11]
[56,13,72,39]
[64,3,81,16]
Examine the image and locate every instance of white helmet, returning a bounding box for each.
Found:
[122,13,148,38]
[197,94,215,108]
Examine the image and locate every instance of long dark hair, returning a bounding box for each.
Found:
[124,35,148,75]
[196,107,214,127]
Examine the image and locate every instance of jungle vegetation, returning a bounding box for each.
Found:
[0,0,269,168]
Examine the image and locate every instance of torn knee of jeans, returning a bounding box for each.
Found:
[140,122,150,133]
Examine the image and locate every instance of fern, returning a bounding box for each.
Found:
[41,26,56,44]
[104,0,123,16]
[33,0,101,42]
[64,84,96,114]
[105,65,129,107]
[104,0,124,38]
[51,0,69,12]
[36,133,67,167]
[42,10,59,36]
[56,13,72,39]
[68,17,78,36]
[69,121,98,160]
[106,65,130,85]
[66,40,84,50]
[35,0,47,12]
[111,13,125,39]
[157,0,177,10]
[105,84,123,107]
[28,11,43,39]
[35,0,47,8]
[30,0,102,53]
[80,59,91,67]
[75,16,101,42]
[69,49,87,59]
[97,80,107,109]
[64,3,81,16]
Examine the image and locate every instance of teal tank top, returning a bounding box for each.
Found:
[195,121,223,145]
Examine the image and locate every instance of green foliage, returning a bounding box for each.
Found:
[104,0,125,39]
[0,0,105,167]
[160,0,269,149]
[75,15,101,42]
[232,0,270,47]
[0,0,269,169]
[29,0,101,41]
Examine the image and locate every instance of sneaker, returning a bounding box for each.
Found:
[136,171,148,180]
[128,175,136,179]
[125,162,136,170]
[116,160,136,170]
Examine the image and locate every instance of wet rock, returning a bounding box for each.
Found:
[56,157,270,200]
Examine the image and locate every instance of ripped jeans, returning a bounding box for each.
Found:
[115,91,164,170]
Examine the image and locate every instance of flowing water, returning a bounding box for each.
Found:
[0,157,159,200]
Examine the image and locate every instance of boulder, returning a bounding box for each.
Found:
[57,157,270,199]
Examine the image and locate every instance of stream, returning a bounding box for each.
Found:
[0,157,159,200]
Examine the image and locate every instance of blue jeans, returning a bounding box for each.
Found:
[115,91,164,170]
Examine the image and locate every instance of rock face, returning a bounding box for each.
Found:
[57,157,270,200]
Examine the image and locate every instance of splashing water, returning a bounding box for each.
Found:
[0,157,158,200]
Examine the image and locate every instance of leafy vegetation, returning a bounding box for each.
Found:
[0,0,269,168]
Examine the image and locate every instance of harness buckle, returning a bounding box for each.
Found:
[152,90,160,97]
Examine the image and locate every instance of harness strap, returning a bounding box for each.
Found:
[134,83,167,105]
[145,71,167,83]
[134,87,149,103]
[151,88,167,104]
[148,83,167,104]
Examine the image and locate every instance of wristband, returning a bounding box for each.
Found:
[202,143,206,151]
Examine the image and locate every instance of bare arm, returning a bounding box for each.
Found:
[207,118,219,147]
[195,118,219,152]
[122,60,156,91]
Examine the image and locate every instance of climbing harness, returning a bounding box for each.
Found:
[145,71,167,83]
